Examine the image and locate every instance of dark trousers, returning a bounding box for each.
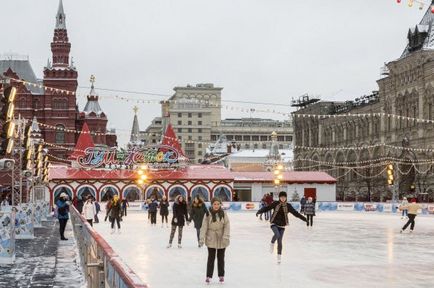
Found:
[271,225,285,255]
[111,217,121,229]
[87,219,93,227]
[196,228,200,241]
[264,210,270,221]
[207,248,226,278]
[122,206,127,217]
[161,214,168,223]
[169,225,183,244]
[58,218,68,239]
[402,214,416,231]
[150,212,157,224]
[306,215,314,226]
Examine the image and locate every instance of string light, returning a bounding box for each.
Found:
[396,0,433,13]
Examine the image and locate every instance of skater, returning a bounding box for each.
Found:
[199,197,230,284]
[106,195,122,234]
[146,199,152,223]
[304,197,316,227]
[159,196,169,227]
[400,197,409,219]
[148,196,159,226]
[190,196,209,246]
[400,199,422,233]
[94,198,101,223]
[82,196,96,227]
[167,195,189,248]
[265,193,273,220]
[256,191,307,263]
[121,198,129,217]
[259,195,267,221]
[56,193,70,240]
[300,196,306,214]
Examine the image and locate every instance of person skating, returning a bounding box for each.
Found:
[82,196,96,227]
[121,198,129,217]
[400,197,409,219]
[199,197,230,284]
[106,195,122,234]
[56,193,70,240]
[265,193,273,221]
[300,196,306,214]
[256,191,307,263]
[148,196,159,226]
[400,199,422,233]
[167,195,190,248]
[94,197,101,223]
[159,196,170,227]
[190,196,209,247]
[304,197,316,228]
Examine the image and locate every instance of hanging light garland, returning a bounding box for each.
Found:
[396,0,434,13]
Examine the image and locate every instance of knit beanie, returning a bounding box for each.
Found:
[211,197,222,204]
[278,191,287,198]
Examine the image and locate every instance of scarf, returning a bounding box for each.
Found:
[210,208,224,222]
[270,202,289,225]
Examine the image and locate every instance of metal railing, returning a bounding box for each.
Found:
[69,206,149,288]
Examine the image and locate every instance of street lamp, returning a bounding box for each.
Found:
[136,164,149,201]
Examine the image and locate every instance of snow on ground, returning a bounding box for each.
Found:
[94,212,434,288]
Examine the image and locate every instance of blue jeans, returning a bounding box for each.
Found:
[402,209,408,217]
[271,225,285,255]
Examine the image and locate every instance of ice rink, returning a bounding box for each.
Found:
[94,211,434,288]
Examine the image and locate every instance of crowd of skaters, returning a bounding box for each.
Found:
[48,190,426,285]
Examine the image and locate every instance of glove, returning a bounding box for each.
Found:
[173,218,178,224]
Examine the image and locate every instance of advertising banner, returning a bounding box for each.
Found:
[337,203,355,211]
[241,202,258,211]
[364,203,377,212]
[0,211,15,264]
[382,204,393,213]
[427,205,434,214]
[15,204,34,240]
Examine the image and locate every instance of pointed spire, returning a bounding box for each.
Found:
[31,116,41,133]
[268,131,280,160]
[56,0,66,29]
[69,122,95,161]
[129,106,141,144]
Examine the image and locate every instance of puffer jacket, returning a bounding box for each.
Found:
[402,203,422,215]
[148,200,158,213]
[159,201,169,216]
[190,203,208,229]
[200,210,230,249]
[304,202,316,215]
[107,201,122,219]
[171,196,189,226]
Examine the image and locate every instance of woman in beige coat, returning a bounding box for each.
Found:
[199,197,230,284]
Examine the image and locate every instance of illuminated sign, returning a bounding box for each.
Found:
[77,145,181,169]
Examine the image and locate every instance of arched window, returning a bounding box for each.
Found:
[55,124,65,143]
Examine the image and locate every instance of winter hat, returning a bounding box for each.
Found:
[278,191,287,198]
[411,198,417,203]
[211,197,222,204]
[59,193,68,199]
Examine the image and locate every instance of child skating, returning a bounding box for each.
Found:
[304,197,316,228]
[256,191,307,263]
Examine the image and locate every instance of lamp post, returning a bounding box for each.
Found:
[136,164,149,201]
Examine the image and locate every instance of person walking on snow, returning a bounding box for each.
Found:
[82,196,96,227]
[256,191,307,263]
[400,199,422,233]
[56,193,70,240]
[106,195,122,234]
[167,195,190,248]
[300,196,306,214]
[304,197,316,227]
[159,196,170,227]
[199,197,230,284]
[190,196,209,246]
[400,197,409,219]
[148,196,159,226]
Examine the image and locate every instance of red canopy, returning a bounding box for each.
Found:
[69,122,95,160]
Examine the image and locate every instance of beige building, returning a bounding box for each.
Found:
[140,84,293,163]
[293,7,434,202]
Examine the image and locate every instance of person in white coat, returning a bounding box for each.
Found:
[82,196,96,227]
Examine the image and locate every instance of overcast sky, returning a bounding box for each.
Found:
[0,0,426,146]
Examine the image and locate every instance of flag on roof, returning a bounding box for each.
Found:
[69,122,95,160]
[161,124,187,160]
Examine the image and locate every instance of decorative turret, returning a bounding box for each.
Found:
[128,106,142,147]
[82,75,105,118]
[30,116,42,144]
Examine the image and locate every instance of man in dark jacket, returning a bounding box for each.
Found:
[300,196,306,214]
[190,196,209,246]
[256,191,306,263]
[148,197,158,225]
[56,193,70,240]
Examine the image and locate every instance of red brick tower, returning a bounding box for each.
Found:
[42,0,78,158]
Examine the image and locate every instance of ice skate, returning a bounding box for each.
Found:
[110,228,115,234]
[410,230,413,233]
[166,243,172,248]
[277,254,281,264]
[400,229,404,233]
[269,243,274,254]
[205,277,211,284]
[178,244,182,248]
[118,229,121,234]
[219,277,224,284]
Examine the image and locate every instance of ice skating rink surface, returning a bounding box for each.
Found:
[94,212,434,288]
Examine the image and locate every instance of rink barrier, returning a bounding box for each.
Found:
[70,206,149,288]
[0,210,15,264]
